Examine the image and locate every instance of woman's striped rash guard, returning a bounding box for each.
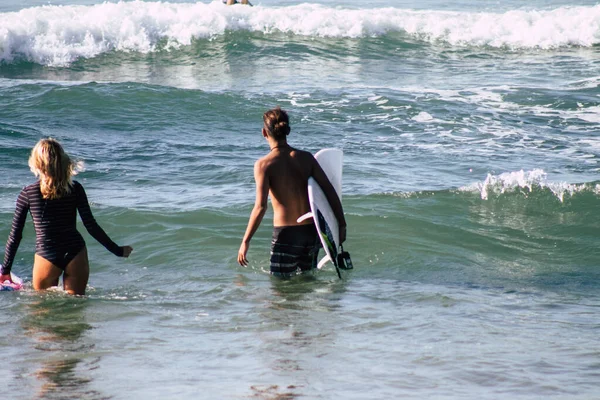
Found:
[1,181,124,275]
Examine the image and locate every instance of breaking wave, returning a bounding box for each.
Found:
[1,1,600,66]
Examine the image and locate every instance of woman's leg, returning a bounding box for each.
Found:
[32,255,63,290]
[63,247,89,295]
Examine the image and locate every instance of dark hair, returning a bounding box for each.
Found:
[263,107,291,140]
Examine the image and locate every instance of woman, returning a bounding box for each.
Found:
[0,138,133,295]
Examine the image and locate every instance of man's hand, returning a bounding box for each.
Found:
[238,242,249,266]
[1,273,13,284]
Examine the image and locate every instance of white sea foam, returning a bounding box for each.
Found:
[411,111,434,122]
[572,105,600,123]
[398,85,600,131]
[460,169,593,202]
[1,2,600,66]
[569,76,600,90]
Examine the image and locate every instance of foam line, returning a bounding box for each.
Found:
[1,2,600,66]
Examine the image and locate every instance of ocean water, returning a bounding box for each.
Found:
[1,0,599,398]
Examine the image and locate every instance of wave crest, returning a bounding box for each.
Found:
[1,2,600,66]
[460,169,599,202]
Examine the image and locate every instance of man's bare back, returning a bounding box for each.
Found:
[256,146,315,227]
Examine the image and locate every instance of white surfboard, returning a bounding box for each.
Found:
[297,148,343,270]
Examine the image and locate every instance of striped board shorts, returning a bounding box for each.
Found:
[270,224,320,277]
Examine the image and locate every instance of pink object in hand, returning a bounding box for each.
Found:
[1,274,23,291]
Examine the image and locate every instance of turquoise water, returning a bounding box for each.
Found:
[1,1,600,399]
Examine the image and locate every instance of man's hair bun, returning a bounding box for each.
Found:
[263,107,291,139]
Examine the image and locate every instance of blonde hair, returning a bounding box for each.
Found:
[29,138,76,200]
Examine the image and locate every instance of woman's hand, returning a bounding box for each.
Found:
[1,273,13,283]
[121,246,133,258]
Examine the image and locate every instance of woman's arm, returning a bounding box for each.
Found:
[1,189,30,278]
[74,182,131,257]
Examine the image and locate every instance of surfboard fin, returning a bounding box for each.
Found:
[297,212,313,223]
[317,255,331,269]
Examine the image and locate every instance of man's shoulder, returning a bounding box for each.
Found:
[291,147,313,157]
[255,153,271,166]
[255,147,316,171]
[286,147,316,165]
[254,154,275,175]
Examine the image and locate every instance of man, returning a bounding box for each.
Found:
[225,0,252,5]
[237,107,346,276]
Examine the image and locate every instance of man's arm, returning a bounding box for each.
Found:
[311,157,347,243]
[238,160,270,266]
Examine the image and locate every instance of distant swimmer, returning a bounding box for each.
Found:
[238,107,346,277]
[0,138,133,295]
[225,0,253,5]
